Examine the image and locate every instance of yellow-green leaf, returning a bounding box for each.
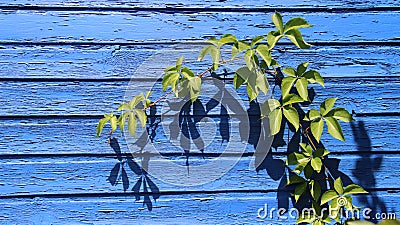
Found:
[311,118,324,143]
[269,108,282,136]
[325,116,345,141]
[283,106,299,131]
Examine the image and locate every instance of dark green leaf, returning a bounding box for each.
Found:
[313,148,330,158]
[297,62,309,76]
[287,175,306,185]
[233,73,246,89]
[304,163,314,178]
[309,180,322,200]
[294,182,307,202]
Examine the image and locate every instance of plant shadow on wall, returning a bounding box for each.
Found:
[97,12,390,224]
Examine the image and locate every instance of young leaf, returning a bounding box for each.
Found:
[251,35,264,46]
[321,190,339,205]
[128,112,138,137]
[331,108,353,122]
[232,40,250,58]
[269,108,283,136]
[283,106,299,131]
[271,12,284,34]
[110,115,117,132]
[304,109,321,121]
[343,184,368,195]
[296,77,309,100]
[285,29,311,49]
[117,112,129,132]
[255,44,272,66]
[96,117,109,137]
[284,17,312,33]
[303,70,324,87]
[282,94,304,106]
[325,117,345,141]
[310,118,324,143]
[162,72,180,92]
[334,177,344,195]
[198,45,216,61]
[218,34,236,46]
[320,98,337,116]
[176,56,184,70]
[281,77,296,97]
[135,109,147,128]
[311,157,322,173]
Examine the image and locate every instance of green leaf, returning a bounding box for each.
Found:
[303,70,324,87]
[285,29,311,49]
[282,94,304,106]
[294,182,307,202]
[232,40,250,58]
[233,73,246,89]
[269,108,282,136]
[281,77,296,97]
[162,72,180,92]
[181,67,195,78]
[287,175,306,185]
[128,112,137,137]
[347,221,375,225]
[134,109,147,128]
[379,220,400,225]
[117,112,129,132]
[343,184,368,195]
[313,148,330,158]
[255,44,272,66]
[334,177,344,195]
[321,190,339,205]
[304,109,321,121]
[297,62,309,76]
[244,50,256,71]
[320,98,337,116]
[284,17,313,33]
[187,76,202,102]
[266,31,282,50]
[246,84,258,102]
[96,117,109,137]
[296,77,309,100]
[300,143,313,156]
[251,35,264,46]
[309,180,322,200]
[110,115,117,132]
[256,70,269,95]
[304,163,314,179]
[331,108,353,122]
[117,103,130,111]
[283,106,299,131]
[268,99,281,110]
[325,117,345,141]
[271,12,284,34]
[310,118,324,143]
[176,56,184,70]
[282,67,297,77]
[218,34,236,46]
[128,94,145,109]
[311,157,322,173]
[198,45,215,61]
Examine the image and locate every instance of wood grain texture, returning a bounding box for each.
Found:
[0,116,398,155]
[0,0,398,8]
[0,45,399,79]
[0,155,397,195]
[0,11,399,43]
[0,191,398,224]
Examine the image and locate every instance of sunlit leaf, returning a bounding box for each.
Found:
[284,17,313,33]
[311,157,322,173]
[283,106,299,131]
[304,109,321,121]
[334,177,344,195]
[320,98,337,116]
[344,184,368,195]
[285,29,311,49]
[96,117,109,137]
[310,118,324,143]
[296,77,308,100]
[128,112,137,137]
[255,44,272,66]
[321,190,338,205]
[281,77,296,97]
[269,108,283,136]
[325,117,345,141]
[271,12,284,34]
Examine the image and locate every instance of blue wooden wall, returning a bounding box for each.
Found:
[0,1,399,224]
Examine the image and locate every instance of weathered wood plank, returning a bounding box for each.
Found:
[0,0,397,8]
[0,191,398,224]
[0,11,399,43]
[0,116,398,154]
[0,155,398,195]
[0,79,399,116]
[0,45,399,79]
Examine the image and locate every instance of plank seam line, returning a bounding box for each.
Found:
[1,6,400,13]
[0,41,399,47]
[0,188,399,199]
[0,151,399,159]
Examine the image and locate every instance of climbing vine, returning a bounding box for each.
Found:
[95,12,398,224]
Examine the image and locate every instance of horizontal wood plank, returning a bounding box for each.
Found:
[0,45,399,79]
[0,155,398,196]
[0,116,398,155]
[0,191,398,224]
[0,0,398,9]
[0,11,399,43]
[0,79,399,116]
